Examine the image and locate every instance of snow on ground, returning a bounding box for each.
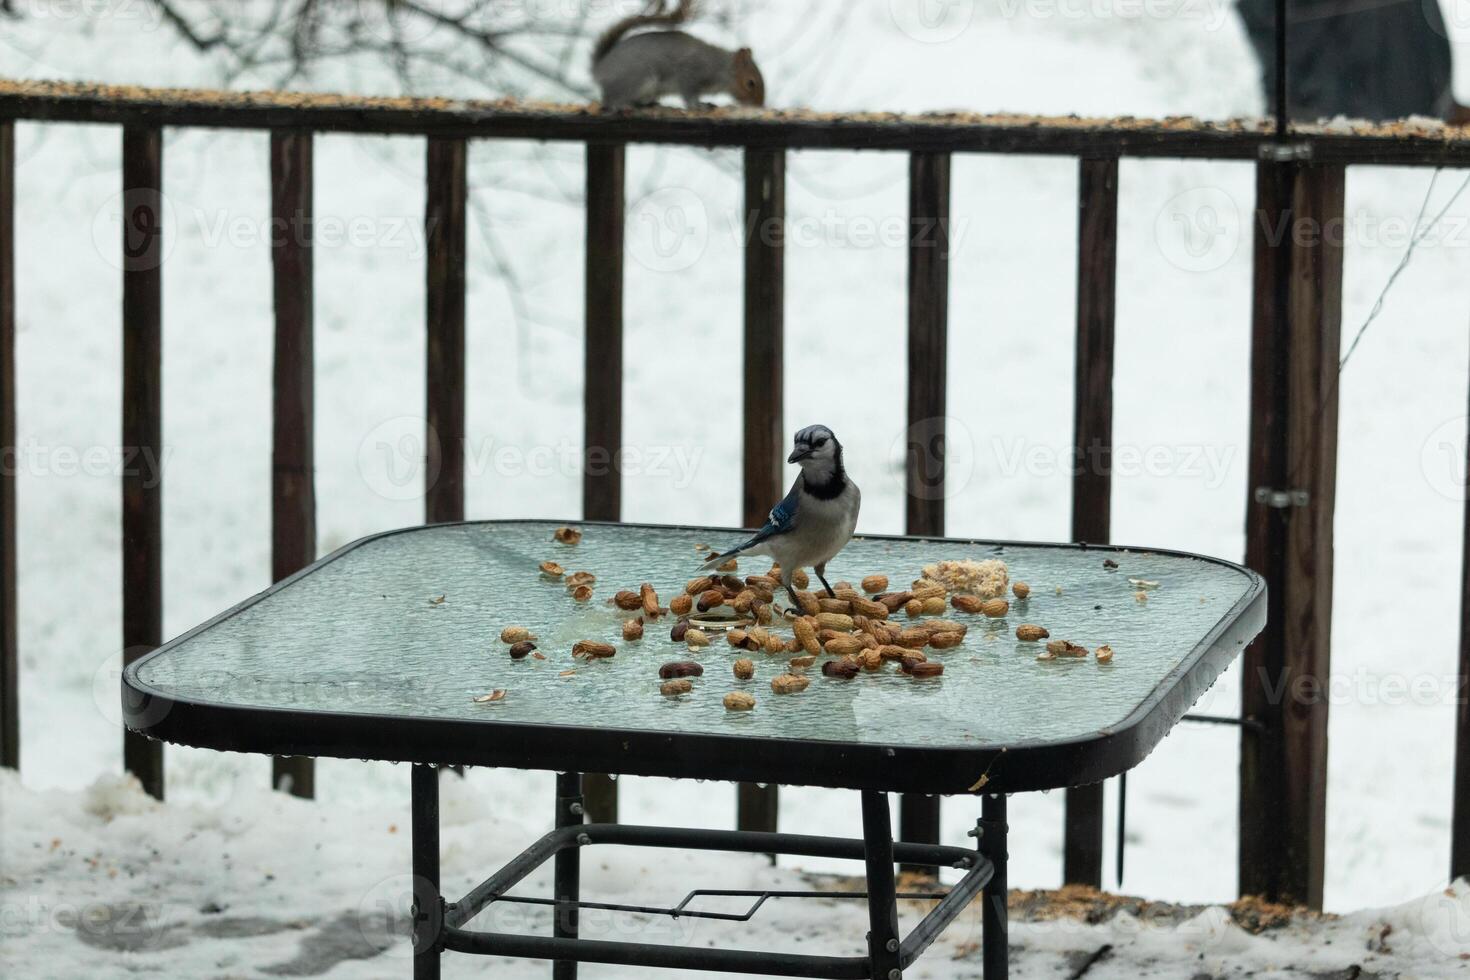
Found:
[3,769,1469,978]
[3,0,1470,975]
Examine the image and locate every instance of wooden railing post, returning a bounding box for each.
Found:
[900,150,950,873]
[425,136,468,782]
[121,125,164,800]
[1239,160,1343,909]
[425,137,467,527]
[0,120,16,772]
[738,147,785,840]
[582,142,625,825]
[270,129,316,798]
[1063,156,1119,888]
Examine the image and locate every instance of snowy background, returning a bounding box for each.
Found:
[3,0,1470,975]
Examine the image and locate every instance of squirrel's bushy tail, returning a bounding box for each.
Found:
[592,0,696,65]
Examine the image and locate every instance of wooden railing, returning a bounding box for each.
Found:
[1065,156,1119,886]
[270,129,317,797]
[3,79,1470,907]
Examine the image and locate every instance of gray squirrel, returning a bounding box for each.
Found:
[591,0,765,110]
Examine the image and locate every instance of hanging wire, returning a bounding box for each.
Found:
[1280,168,1470,489]
[1339,169,1470,373]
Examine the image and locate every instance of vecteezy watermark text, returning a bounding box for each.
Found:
[990,437,1238,489]
[625,185,972,273]
[358,418,703,501]
[2,440,168,487]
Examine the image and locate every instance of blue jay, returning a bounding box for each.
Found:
[703,424,861,605]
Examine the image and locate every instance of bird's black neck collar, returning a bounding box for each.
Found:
[802,446,848,500]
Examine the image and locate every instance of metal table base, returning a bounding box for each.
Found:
[408,767,1009,980]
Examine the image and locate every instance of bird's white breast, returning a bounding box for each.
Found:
[771,481,861,570]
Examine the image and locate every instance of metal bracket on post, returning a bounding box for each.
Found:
[558,789,586,823]
[968,817,1006,846]
[1259,141,1312,163]
[413,895,447,955]
[1254,486,1310,509]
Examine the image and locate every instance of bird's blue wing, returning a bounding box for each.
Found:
[703,480,802,567]
[743,480,800,547]
[768,482,800,532]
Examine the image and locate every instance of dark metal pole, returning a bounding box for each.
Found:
[861,791,901,980]
[553,771,584,980]
[1115,773,1126,887]
[980,794,1008,980]
[412,765,442,980]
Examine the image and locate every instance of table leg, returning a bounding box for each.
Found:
[412,765,443,980]
[979,793,1008,980]
[861,791,902,980]
[553,771,584,980]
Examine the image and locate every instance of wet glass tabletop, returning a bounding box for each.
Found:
[133,521,1263,751]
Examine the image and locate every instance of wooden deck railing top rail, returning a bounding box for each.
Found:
[4,78,1470,165]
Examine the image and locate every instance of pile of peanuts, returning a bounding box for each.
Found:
[479,526,1118,708]
[660,567,998,706]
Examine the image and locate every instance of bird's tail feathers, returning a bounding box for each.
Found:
[701,536,766,569]
[701,544,744,569]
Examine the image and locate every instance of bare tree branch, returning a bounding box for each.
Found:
[392,0,594,98]
[119,0,600,99]
[145,0,227,51]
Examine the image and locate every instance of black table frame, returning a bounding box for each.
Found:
[120,520,1266,980]
[409,768,1010,980]
[121,522,1267,796]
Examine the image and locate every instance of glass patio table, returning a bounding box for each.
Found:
[123,520,1266,980]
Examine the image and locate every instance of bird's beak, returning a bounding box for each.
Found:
[787,447,811,463]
